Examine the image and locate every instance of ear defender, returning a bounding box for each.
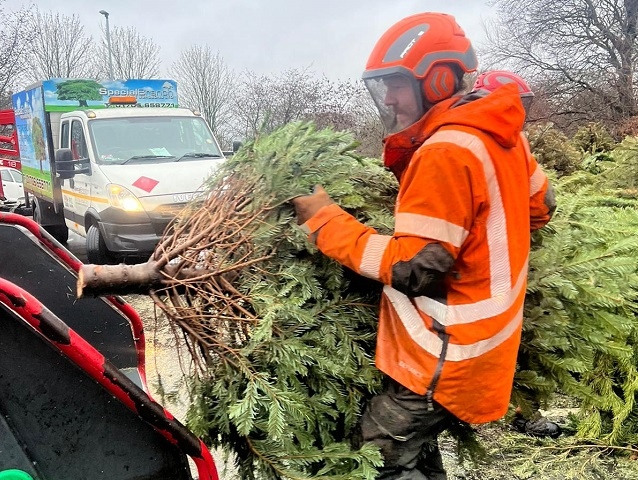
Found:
[422,64,459,103]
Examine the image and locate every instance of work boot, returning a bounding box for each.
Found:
[416,439,447,480]
[513,413,562,439]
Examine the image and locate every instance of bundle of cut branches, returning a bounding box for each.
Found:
[79,122,397,479]
[75,125,638,475]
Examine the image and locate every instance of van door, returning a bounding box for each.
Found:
[60,119,92,235]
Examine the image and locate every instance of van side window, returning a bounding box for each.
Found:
[60,121,70,149]
[70,120,88,160]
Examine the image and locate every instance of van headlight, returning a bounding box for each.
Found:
[106,184,144,212]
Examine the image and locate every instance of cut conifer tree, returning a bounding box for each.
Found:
[79,121,397,479]
[75,122,638,476]
[516,174,638,445]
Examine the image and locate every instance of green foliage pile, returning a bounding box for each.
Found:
[184,122,398,479]
[571,122,616,155]
[175,121,638,478]
[526,123,581,176]
[516,170,638,444]
[571,123,616,174]
[599,136,638,190]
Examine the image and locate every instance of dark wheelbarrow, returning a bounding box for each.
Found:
[0,213,218,480]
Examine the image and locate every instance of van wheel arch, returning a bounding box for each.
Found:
[32,197,69,244]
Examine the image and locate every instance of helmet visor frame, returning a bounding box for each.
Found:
[363,68,425,134]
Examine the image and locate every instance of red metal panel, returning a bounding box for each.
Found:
[0,109,19,158]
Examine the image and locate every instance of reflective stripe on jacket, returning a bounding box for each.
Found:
[302,84,552,424]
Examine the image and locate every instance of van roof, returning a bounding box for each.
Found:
[61,107,199,120]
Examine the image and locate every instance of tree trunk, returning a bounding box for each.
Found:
[76,261,215,298]
[76,261,166,298]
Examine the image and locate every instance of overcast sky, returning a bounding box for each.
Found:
[5,0,496,81]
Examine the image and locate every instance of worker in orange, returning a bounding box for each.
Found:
[293,12,555,479]
[471,70,560,438]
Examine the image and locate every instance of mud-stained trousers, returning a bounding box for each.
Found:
[360,379,456,480]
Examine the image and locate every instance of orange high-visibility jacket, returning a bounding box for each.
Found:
[302,84,554,424]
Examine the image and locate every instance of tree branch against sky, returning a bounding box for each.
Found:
[24,8,96,83]
[169,46,236,146]
[0,1,33,104]
[97,25,161,79]
[232,67,325,139]
[230,68,383,155]
[483,0,638,126]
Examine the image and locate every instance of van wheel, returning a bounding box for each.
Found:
[32,201,69,244]
[86,225,114,264]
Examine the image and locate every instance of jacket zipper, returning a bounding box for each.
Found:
[425,321,450,412]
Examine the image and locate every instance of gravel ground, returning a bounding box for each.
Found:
[124,294,238,480]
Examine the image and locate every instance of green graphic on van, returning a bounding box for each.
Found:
[42,79,179,111]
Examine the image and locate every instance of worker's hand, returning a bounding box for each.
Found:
[291,185,334,225]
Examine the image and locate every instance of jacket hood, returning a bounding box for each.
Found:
[382,83,525,179]
[423,82,525,148]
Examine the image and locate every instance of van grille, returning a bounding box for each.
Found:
[153,203,187,218]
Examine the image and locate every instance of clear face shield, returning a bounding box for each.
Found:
[363,73,425,134]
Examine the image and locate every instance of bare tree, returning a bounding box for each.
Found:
[96,25,160,79]
[0,2,35,102]
[306,78,384,157]
[24,8,96,83]
[306,78,361,130]
[483,0,638,130]
[232,68,384,156]
[232,70,272,139]
[347,86,385,158]
[169,46,236,147]
[232,68,326,139]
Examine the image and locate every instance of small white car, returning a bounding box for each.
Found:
[0,166,25,204]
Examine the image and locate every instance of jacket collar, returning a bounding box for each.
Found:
[382,97,457,180]
[382,84,525,180]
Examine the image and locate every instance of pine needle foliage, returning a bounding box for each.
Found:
[526,123,582,176]
[600,136,638,190]
[571,122,616,155]
[173,122,397,479]
[157,122,638,476]
[515,172,638,444]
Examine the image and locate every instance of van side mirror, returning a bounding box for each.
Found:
[232,140,243,153]
[55,148,91,179]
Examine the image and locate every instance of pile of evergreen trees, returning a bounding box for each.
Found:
[173,120,638,479]
[517,124,638,444]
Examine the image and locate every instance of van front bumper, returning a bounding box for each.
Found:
[97,203,181,257]
[99,220,169,257]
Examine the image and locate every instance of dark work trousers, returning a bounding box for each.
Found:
[360,378,456,480]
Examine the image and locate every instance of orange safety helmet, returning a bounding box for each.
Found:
[473,70,535,113]
[362,12,478,132]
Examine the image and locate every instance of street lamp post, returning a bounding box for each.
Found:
[99,10,114,80]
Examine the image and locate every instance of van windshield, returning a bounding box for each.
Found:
[89,116,223,165]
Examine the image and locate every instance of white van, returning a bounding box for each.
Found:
[13,79,225,264]
[56,108,224,263]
